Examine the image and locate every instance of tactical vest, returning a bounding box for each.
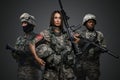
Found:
[44,28,74,69]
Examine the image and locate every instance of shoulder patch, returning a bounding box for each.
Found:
[36,34,43,41]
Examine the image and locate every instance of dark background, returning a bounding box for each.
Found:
[0,0,120,80]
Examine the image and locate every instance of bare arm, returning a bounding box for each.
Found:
[29,43,45,66]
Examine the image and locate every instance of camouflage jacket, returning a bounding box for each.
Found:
[13,32,43,66]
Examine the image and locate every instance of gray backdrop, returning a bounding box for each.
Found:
[0,0,120,80]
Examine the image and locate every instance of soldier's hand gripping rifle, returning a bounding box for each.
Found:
[80,36,119,59]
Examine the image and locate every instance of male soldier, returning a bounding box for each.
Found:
[12,13,44,80]
[29,10,75,80]
[75,14,106,80]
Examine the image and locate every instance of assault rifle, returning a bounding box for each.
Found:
[6,44,30,57]
[58,0,81,80]
[80,36,119,59]
[6,44,41,69]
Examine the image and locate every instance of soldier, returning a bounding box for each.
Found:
[12,13,44,80]
[29,10,75,80]
[75,14,106,80]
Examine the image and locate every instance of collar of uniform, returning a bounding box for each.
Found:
[86,29,95,33]
[23,31,34,38]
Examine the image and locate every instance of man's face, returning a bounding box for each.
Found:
[21,21,34,33]
[86,19,95,30]
[54,13,61,27]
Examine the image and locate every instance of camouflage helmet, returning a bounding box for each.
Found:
[82,14,96,25]
[20,13,36,26]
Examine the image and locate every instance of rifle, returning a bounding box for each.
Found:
[6,44,42,69]
[6,44,30,56]
[80,37,119,59]
[58,0,81,80]
[70,26,119,59]
[58,0,80,56]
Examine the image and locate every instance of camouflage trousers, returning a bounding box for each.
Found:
[42,65,75,80]
[17,65,40,80]
[75,61,100,80]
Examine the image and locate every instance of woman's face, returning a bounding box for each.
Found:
[53,12,62,27]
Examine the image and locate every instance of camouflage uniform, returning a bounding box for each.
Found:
[11,13,44,80]
[12,32,42,80]
[76,29,106,80]
[36,27,75,80]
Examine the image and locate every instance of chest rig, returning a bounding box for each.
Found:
[16,32,36,53]
[46,27,74,68]
[49,26,70,54]
[80,30,101,60]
